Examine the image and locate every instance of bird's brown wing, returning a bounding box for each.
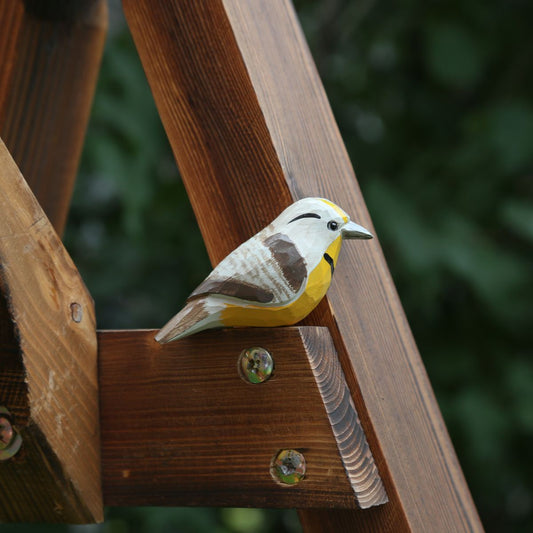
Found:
[188,277,274,303]
[188,232,307,306]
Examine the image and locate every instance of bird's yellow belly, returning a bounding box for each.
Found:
[220,236,341,327]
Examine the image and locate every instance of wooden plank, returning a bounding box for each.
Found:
[0,0,107,235]
[0,139,102,522]
[99,327,385,509]
[123,1,483,531]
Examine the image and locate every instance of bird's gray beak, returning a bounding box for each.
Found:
[341,220,373,239]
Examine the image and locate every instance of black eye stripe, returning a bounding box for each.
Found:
[288,213,321,224]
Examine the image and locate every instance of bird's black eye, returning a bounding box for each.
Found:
[327,220,338,231]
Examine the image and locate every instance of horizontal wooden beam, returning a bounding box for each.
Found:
[0,139,102,522]
[99,327,386,509]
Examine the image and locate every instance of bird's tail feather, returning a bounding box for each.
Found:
[155,298,223,343]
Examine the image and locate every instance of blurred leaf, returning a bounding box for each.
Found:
[365,177,441,273]
[425,22,489,89]
[221,509,265,532]
[506,359,533,433]
[437,214,530,325]
[500,199,533,242]
[485,102,533,173]
[452,386,509,465]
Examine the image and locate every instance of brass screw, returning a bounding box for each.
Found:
[0,415,13,448]
[271,449,306,485]
[0,407,22,461]
[238,347,274,384]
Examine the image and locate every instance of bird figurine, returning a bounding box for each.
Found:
[155,197,373,343]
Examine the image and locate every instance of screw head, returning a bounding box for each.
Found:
[0,409,22,461]
[238,347,274,384]
[271,449,306,485]
[70,302,83,323]
[0,416,13,450]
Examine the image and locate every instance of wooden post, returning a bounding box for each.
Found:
[0,140,103,522]
[0,0,107,235]
[122,1,483,531]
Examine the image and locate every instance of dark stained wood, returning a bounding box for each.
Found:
[123,1,483,531]
[0,140,102,522]
[0,0,107,236]
[99,327,385,509]
[123,0,293,257]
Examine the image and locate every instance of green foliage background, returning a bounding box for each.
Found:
[11,0,531,532]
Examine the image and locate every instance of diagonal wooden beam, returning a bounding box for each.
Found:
[0,0,107,235]
[123,1,483,531]
[0,139,102,522]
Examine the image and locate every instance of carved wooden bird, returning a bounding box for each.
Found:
[155,198,372,343]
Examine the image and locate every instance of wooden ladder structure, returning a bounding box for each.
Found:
[0,1,483,531]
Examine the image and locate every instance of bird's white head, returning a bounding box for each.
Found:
[267,197,372,271]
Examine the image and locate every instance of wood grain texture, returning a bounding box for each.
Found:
[123,0,292,257]
[100,327,378,509]
[0,0,107,235]
[123,1,483,531]
[0,140,102,522]
[301,329,387,509]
